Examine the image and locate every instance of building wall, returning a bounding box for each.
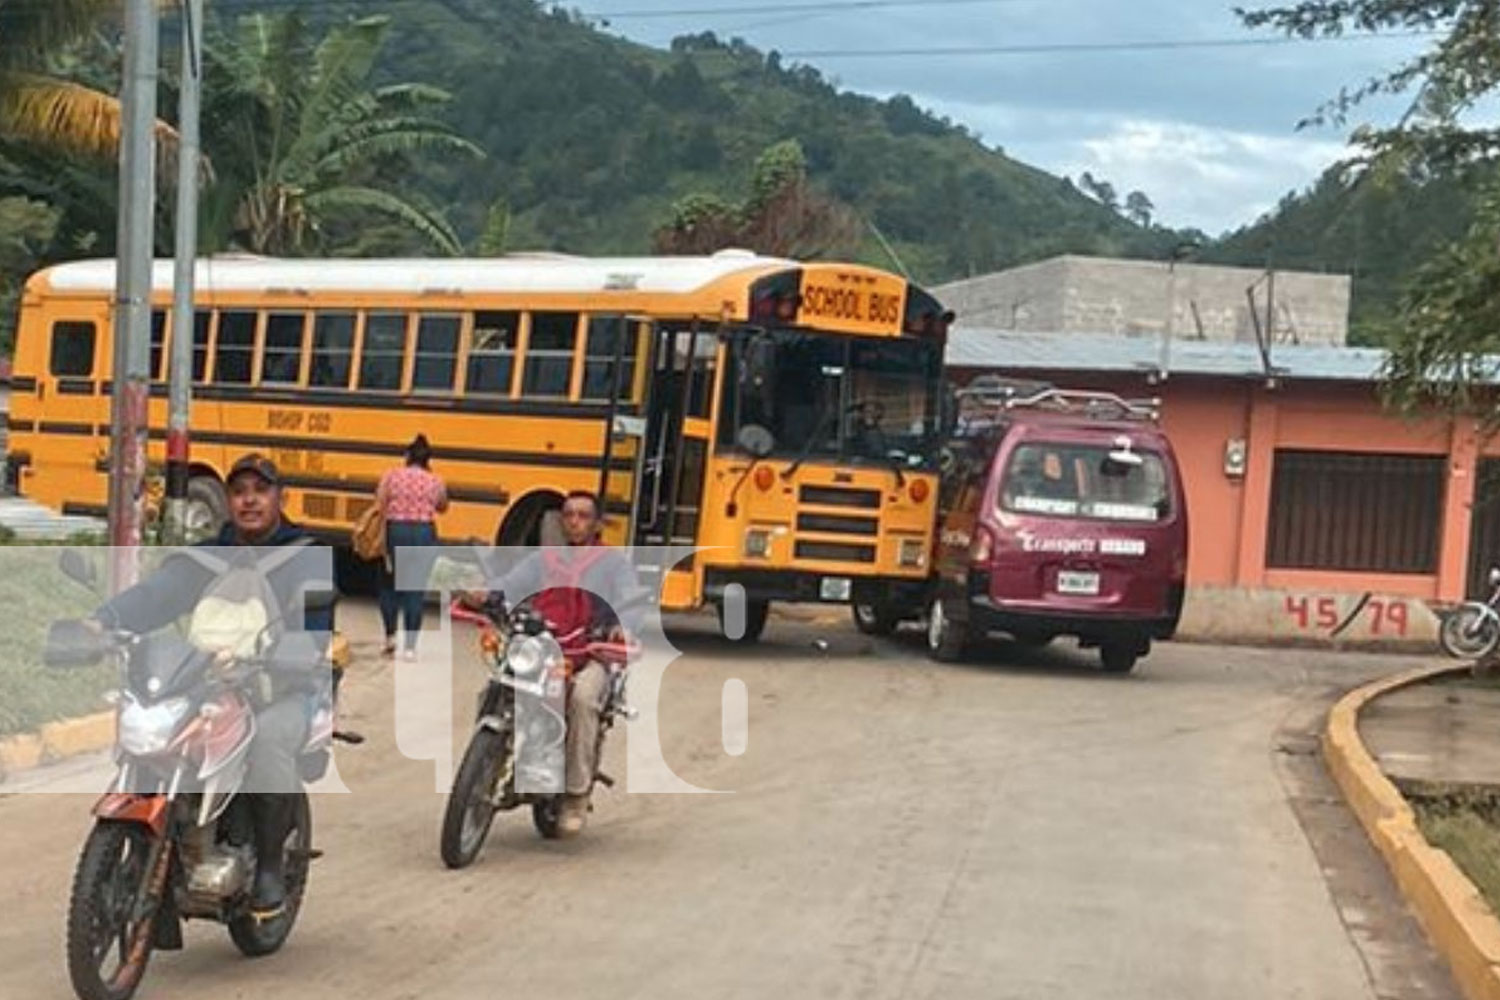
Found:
[936,255,1351,346]
[948,365,1484,647]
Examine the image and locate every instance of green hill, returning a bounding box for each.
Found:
[218,0,1184,287]
[1200,163,1478,345]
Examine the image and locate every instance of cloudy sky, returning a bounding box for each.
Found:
[577,0,1433,236]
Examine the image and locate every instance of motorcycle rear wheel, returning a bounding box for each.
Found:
[65,822,160,1000]
[1439,605,1500,660]
[228,794,313,957]
[441,725,512,869]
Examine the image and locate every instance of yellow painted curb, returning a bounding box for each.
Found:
[0,734,43,777]
[1324,663,1500,1000]
[38,711,115,763]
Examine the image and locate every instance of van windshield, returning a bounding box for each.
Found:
[1000,442,1171,522]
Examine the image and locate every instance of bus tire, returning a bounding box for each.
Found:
[184,476,228,542]
[498,493,563,547]
[718,599,768,643]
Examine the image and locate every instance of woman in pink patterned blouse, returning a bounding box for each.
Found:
[375,434,449,659]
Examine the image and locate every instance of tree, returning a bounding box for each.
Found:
[651,139,859,259]
[1238,2,1500,172]
[1239,2,1500,414]
[1125,190,1154,227]
[0,0,135,160]
[199,12,483,256]
[1077,171,1118,212]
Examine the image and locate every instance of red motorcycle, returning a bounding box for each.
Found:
[44,550,357,1000]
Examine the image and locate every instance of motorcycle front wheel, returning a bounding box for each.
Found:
[1439,605,1500,660]
[440,725,513,869]
[228,793,313,957]
[65,822,162,1000]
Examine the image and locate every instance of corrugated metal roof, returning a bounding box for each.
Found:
[945,328,1390,382]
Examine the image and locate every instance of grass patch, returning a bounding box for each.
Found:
[0,546,113,738]
[1410,788,1500,917]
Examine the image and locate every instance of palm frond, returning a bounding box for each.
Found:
[304,185,462,255]
[309,119,484,181]
[0,73,176,161]
[0,0,116,71]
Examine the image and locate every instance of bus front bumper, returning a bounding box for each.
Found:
[703,567,929,607]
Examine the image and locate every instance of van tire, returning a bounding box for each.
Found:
[926,598,970,662]
[1099,641,1142,674]
[851,602,900,636]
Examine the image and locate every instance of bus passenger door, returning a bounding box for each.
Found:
[634,323,713,561]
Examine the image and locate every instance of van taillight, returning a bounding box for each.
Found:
[969,526,995,565]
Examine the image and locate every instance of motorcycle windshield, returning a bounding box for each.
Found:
[128,632,212,702]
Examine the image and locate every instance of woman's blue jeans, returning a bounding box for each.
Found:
[380,520,437,649]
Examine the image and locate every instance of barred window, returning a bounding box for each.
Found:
[1265,450,1444,574]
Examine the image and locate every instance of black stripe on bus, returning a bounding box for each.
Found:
[274,473,511,507]
[39,421,95,436]
[10,376,36,392]
[63,502,108,518]
[99,381,642,420]
[8,418,36,433]
[57,379,96,395]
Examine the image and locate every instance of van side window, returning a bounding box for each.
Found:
[49,321,96,377]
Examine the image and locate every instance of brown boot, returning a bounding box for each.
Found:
[558,793,590,837]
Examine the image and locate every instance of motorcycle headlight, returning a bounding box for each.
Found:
[118,696,193,756]
[506,636,561,679]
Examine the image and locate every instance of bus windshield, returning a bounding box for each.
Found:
[719,329,943,469]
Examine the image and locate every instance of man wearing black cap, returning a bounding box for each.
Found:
[87,452,337,919]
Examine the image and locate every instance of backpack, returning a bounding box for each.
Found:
[180,538,315,658]
[352,502,385,562]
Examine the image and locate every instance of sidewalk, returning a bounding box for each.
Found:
[1361,672,1500,788]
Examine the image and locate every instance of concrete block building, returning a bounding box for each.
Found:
[936,255,1352,347]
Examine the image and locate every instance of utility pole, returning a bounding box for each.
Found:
[164,0,202,546]
[107,0,159,593]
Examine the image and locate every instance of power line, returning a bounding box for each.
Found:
[584,0,1032,19]
[780,30,1441,60]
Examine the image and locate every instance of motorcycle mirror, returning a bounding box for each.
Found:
[58,549,98,590]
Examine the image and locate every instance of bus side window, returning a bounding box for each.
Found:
[213,311,256,384]
[466,311,518,395]
[261,312,307,386]
[580,316,636,401]
[359,312,408,391]
[309,312,355,388]
[191,311,212,383]
[523,311,577,398]
[149,310,167,381]
[413,314,461,393]
[49,321,96,378]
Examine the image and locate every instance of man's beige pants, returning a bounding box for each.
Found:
[566,662,610,796]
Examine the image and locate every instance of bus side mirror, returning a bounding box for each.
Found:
[737,424,776,458]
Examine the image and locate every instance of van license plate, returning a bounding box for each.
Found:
[820,577,852,600]
[1056,571,1100,596]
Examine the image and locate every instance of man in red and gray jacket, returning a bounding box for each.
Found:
[476,490,645,836]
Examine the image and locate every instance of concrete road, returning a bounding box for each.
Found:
[0,603,1463,1000]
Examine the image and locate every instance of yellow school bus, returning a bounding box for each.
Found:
[6,251,951,640]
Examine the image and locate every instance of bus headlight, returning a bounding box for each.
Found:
[745,529,772,559]
[898,538,926,568]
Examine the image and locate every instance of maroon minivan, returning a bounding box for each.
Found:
[915,380,1187,673]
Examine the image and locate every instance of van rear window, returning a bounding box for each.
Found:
[1000,442,1170,522]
